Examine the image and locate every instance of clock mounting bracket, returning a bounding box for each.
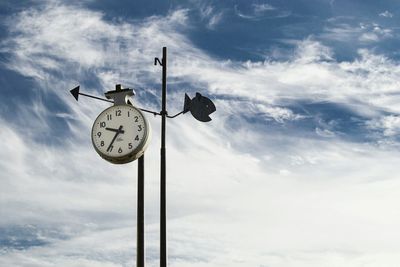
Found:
[105,84,135,106]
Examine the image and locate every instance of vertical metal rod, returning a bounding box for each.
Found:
[137,155,145,267]
[160,47,167,267]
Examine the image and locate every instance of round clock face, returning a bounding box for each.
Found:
[91,105,150,164]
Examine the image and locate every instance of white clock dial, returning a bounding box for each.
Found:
[91,105,150,164]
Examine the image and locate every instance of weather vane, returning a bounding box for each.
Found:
[69,47,215,267]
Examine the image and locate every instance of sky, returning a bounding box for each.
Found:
[1,0,400,266]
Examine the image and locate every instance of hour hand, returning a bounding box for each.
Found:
[106,127,125,134]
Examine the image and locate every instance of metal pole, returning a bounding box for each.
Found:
[160,47,167,267]
[137,155,145,267]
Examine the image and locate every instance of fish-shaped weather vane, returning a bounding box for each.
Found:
[183,92,216,122]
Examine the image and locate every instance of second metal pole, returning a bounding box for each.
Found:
[137,155,145,267]
[160,47,167,267]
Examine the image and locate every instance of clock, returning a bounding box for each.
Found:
[91,104,151,164]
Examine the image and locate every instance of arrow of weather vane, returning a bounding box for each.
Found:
[70,85,216,121]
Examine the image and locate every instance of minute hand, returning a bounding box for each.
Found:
[107,125,124,152]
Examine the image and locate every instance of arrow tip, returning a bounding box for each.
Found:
[70,86,80,101]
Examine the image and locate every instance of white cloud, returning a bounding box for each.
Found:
[197,4,224,30]
[359,32,379,42]
[252,3,275,13]
[207,12,223,29]
[322,21,393,44]
[366,115,400,136]
[2,1,400,267]
[234,3,290,21]
[359,24,393,42]
[316,127,336,137]
[379,10,394,18]
[294,38,334,63]
[258,104,304,122]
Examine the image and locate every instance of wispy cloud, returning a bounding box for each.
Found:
[2,1,400,266]
[252,3,275,13]
[379,10,394,18]
[234,3,290,21]
[367,115,400,137]
[197,4,224,30]
[322,20,393,44]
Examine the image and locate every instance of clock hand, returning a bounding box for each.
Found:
[106,127,125,134]
[107,125,123,152]
[117,126,125,134]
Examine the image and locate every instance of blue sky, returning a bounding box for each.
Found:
[2,0,400,266]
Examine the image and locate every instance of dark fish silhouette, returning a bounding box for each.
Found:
[183,92,216,122]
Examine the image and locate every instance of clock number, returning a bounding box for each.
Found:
[118,147,123,153]
[116,110,121,116]
[135,135,139,141]
[100,122,106,128]
[101,141,104,147]
[134,116,139,122]
[128,111,130,117]
[128,143,133,149]
[138,125,142,131]
[97,132,101,137]
[107,114,112,121]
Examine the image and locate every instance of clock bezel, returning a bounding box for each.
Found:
[91,104,151,164]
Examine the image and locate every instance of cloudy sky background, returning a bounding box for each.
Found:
[1,0,400,266]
